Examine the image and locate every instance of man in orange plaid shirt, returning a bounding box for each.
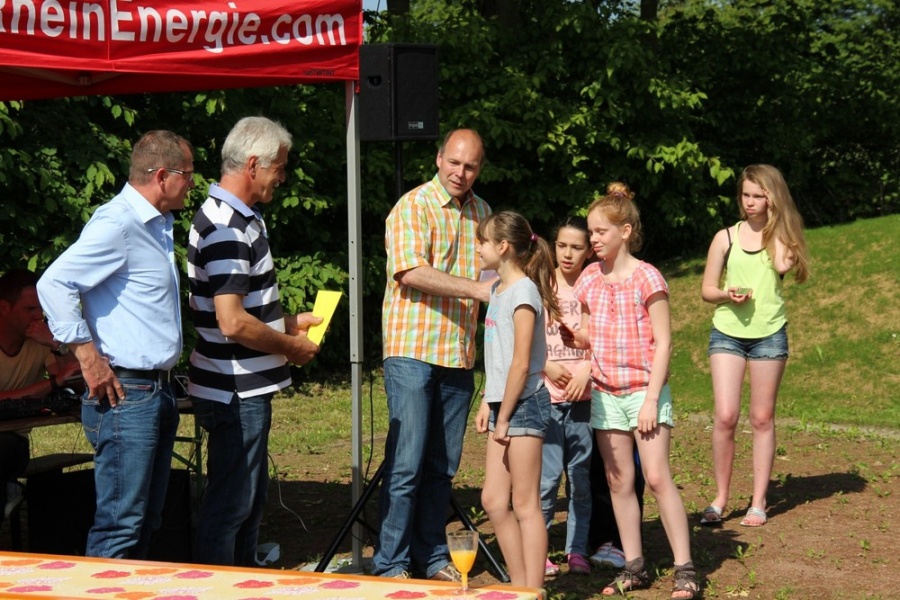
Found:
[374,129,494,581]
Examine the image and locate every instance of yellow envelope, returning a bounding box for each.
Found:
[306,290,342,346]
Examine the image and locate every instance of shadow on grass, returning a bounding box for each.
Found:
[765,470,867,520]
[259,479,369,567]
[257,470,866,592]
[260,479,497,573]
[686,470,868,577]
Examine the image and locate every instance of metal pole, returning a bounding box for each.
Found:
[345,79,365,570]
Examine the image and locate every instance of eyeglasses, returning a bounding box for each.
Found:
[147,167,194,177]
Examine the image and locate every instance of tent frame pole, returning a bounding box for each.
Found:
[345,80,365,569]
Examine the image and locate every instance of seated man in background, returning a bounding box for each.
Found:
[0,269,80,523]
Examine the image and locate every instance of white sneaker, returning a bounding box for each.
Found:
[4,481,25,519]
[589,542,626,569]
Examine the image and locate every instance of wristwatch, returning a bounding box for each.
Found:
[52,342,69,356]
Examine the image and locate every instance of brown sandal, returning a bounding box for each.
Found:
[671,562,700,599]
[601,557,651,596]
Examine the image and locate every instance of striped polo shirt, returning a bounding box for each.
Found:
[187,185,290,402]
[382,175,491,369]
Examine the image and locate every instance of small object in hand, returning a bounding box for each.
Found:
[734,287,751,295]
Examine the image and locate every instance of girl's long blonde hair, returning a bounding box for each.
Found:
[738,165,810,283]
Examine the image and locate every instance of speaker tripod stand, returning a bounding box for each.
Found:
[316,461,509,582]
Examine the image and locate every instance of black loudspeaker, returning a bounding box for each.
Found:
[26,468,192,562]
[359,43,440,141]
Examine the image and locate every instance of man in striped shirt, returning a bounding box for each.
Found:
[187,117,320,566]
[374,129,494,580]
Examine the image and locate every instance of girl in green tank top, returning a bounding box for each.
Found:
[699,165,810,529]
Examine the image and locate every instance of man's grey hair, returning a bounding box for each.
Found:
[221,116,293,175]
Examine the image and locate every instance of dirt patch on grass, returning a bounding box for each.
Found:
[258,414,900,599]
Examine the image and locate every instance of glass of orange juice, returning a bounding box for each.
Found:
[447,530,479,593]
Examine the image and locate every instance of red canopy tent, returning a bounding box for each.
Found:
[0,0,368,567]
[1,0,361,97]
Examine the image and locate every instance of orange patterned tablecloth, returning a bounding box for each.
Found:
[0,552,544,600]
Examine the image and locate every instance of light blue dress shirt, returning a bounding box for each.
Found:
[37,184,182,371]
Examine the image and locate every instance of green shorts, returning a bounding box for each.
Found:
[590,384,674,431]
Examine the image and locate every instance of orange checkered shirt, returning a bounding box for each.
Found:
[382,175,491,369]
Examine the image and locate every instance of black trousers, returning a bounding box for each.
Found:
[0,432,29,521]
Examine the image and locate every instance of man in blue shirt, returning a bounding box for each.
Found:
[37,130,194,559]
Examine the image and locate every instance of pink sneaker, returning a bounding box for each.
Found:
[567,553,590,575]
[545,557,560,577]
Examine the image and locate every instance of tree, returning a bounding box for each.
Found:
[660,0,900,224]
[364,0,730,256]
[3,0,897,374]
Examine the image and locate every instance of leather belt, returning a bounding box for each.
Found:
[112,367,173,383]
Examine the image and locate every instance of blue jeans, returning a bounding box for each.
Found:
[374,358,473,578]
[81,378,179,559]
[708,324,789,360]
[487,386,551,438]
[540,400,593,556]
[192,393,272,566]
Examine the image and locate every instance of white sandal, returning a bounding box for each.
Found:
[739,506,767,527]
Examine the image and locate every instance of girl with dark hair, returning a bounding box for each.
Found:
[539,216,595,577]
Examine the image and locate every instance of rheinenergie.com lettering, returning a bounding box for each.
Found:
[0,0,348,54]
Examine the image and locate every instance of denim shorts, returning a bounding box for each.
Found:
[488,386,550,438]
[708,324,789,360]
[590,384,674,431]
